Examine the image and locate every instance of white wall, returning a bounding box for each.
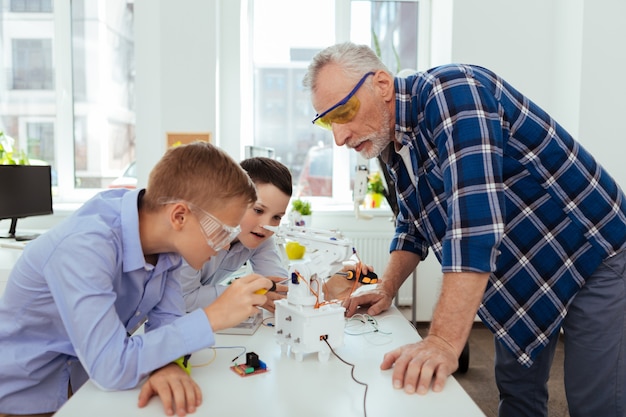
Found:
[445,0,558,114]
[134,0,220,189]
[577,0,626,189]
[429,0,626,188]
[551,0,584,138]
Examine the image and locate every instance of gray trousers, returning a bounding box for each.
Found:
[495,249,626,417]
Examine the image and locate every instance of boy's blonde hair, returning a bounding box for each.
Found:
[143,141,257,212]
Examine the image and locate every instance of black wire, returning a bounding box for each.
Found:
[323,338,368,417]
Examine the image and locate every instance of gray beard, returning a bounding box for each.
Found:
[356,105,392,159]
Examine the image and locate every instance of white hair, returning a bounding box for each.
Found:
[302,42,391,93]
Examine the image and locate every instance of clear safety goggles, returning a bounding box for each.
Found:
[160,199,241,251]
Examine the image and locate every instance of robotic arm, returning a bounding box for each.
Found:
[264,224,354,361]
[263,225,354,306]
[264,224,351,278]
[263,224,353,306]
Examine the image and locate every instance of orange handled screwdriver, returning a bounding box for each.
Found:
[336,270,378,285]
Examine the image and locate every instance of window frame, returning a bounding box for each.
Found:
[52,0,91,202]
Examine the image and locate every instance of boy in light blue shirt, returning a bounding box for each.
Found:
[0,142,273,417]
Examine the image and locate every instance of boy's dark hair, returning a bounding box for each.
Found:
[240,157,293,197]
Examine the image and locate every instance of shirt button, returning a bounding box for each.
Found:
[135,311,141,316]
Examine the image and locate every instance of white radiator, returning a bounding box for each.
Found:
[348,233,391,272]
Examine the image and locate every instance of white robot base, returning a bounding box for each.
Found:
[274,298,345,362]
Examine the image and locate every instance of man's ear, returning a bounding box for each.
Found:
[373,70,394,102]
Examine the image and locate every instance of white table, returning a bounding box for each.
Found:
[56,306,485,417]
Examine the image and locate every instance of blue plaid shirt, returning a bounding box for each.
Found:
[382,64,626,366]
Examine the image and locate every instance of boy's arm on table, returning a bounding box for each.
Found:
[138,274,273,416]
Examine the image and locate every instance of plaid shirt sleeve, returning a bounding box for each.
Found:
[417,68,507,273]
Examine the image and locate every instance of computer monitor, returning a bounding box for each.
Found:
[0,165,53,240]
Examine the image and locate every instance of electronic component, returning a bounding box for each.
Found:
[216,310,263,335]
[230,351,268,377]
[246,352,260,368]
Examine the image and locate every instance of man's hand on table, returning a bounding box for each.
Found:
[380,335,459,395]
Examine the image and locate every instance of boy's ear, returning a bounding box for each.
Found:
[170,202,190,231]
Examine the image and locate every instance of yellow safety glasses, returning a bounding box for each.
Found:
[312,72,374,130]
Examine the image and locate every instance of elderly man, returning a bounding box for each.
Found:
[303,42,626,417]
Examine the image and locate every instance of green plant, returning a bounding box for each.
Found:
[0,131,29,165]
[291,198,312,216]
[367,171,385,195]
[371,28,401,73]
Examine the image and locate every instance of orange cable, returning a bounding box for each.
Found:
[294,270,321,306]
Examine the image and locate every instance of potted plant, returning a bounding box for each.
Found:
[366,171,385,208]
[1,132,29,165]
[290,198,312,226]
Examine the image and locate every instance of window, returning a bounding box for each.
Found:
[250,0,335,197]
[24,119,55,162]
[12,39,54,90]
[350,1,419,73]
[71,0,135,189]
[248,0,423,202]
[0,0,135,201]
[10,0,52,13]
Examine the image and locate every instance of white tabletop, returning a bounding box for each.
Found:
[55,306,485,417]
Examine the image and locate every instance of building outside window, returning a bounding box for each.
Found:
[0,0,135,199]
[10,0,52,13]
[11,38,53,89]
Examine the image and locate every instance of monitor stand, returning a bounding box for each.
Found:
[0,218,40,241]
